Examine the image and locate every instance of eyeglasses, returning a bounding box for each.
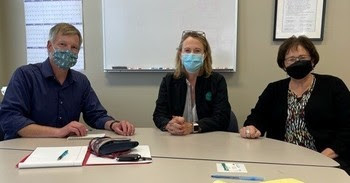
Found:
[285,55,311,63]
[182,30,206,38]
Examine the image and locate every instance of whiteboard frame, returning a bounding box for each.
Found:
[102,0,238,72]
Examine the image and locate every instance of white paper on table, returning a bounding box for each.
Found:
[18,146,88,169]
[216,162,247,173]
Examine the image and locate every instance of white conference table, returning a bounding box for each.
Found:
[0,149,349,183]
[0,128,338,167]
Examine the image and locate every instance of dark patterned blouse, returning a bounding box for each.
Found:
[285,77,317,151]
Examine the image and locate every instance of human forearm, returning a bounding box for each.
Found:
[18,121,88,138]
[153,116,170,130]
[17,124,61,138]
[153,77,171,130]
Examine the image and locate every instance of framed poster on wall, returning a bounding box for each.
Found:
[274,0,326,41]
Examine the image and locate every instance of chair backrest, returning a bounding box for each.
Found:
[227,110,239,132]
[0,129,3,141]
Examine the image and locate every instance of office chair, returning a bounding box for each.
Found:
[0,128,3,141]
[226,110,239,132]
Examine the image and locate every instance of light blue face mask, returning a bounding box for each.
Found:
[181,53,204,73]
[52,47,78,70]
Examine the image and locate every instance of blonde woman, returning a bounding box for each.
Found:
[153,30,231,135]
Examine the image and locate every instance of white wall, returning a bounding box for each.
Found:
[1,0,27,84]
[1,0,350,127]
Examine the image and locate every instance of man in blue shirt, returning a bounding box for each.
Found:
[0,23,135,140]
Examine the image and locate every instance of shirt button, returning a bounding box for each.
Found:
[60,101,63,104]
[59,117,62,120]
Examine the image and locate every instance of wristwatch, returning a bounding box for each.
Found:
[109,120,119,130]
[192,122,200,133]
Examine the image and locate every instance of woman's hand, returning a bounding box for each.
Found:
[165,116,193,135]
[321,148,338,159]
[239,125,261,139]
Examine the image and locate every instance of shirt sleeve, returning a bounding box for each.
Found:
[153,76,171,130]
[80,78,113,129]
[0,68,35,139]
[328,77,350,157]
[244,83,276,135]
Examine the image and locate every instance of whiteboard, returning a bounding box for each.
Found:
[102,0,238,72]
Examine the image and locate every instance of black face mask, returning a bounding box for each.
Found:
[286,60,313,79]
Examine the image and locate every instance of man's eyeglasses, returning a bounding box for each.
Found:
[182,30,206,38]
[285,55,311,63]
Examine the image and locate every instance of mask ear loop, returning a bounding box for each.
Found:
[311,59,315,69]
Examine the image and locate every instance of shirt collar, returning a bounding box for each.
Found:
[41,58,55,78]
[41,58,76,84]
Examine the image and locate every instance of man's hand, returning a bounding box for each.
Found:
[56,121,88,137]
[110,120,135,136]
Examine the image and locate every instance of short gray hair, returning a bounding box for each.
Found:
[49,23,82,48]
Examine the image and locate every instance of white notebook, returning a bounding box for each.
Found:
[18,146,88,169]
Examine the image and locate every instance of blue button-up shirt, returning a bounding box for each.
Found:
[0,59,113,140]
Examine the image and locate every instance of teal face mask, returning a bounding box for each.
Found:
[181,53,204,73]
[52,48,78,70]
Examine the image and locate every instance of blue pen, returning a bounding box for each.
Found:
[57,150,69,160]
[211,175,264,181]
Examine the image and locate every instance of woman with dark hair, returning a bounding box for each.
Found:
[240,35,350,174]
[153,30,231,135]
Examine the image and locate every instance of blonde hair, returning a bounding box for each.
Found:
[49,23,82,48]
[174,32,212,79]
